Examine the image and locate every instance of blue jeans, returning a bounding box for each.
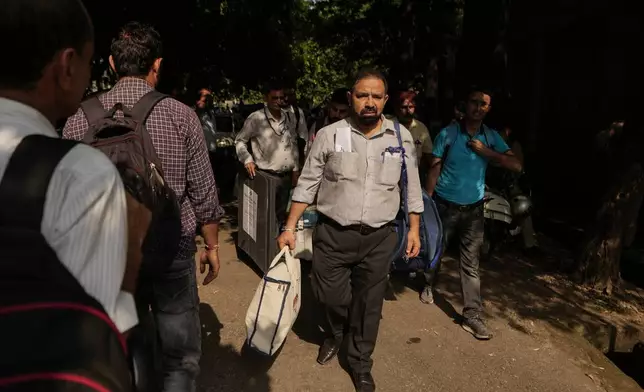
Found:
[138,258,201,392]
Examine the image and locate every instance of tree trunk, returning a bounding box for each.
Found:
[576,163,644,294]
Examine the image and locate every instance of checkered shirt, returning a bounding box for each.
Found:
[63,78,224,259]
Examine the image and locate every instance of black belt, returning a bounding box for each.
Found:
[258,169,291,178]
[434,194,484,212]
[318,214,392,235]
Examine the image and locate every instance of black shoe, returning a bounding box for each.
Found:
[461,317,493,340]
[352,371,376,392]
[316,338,340,365]
[419,285,434,304]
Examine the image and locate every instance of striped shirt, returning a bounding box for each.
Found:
[63,78,224,259]
[0,97,137,332]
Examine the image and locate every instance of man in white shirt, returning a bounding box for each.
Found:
[235,83,300,183]
[0,0,137,333]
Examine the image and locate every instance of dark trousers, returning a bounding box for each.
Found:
[137,258,201,392]
[311,219,397,373]
[425,200,485,320]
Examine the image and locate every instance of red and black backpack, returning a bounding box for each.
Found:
[0,135,133,391]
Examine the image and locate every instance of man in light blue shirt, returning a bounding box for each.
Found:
[424,88,522,340]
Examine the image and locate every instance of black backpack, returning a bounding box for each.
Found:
[80,91,182,276]
[0,135,133,391]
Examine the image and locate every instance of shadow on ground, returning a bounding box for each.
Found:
[198,303,274,392]
[387,241,644,353]
[605,349,644,388]
[291,261,325,345]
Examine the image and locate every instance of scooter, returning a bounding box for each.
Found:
[482,184,533,260]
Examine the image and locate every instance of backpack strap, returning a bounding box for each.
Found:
[0,135,79,230]
[131,90,168,123]
[482,125,494,150]
[441,124,459,165]
[80,96,107,126]
[294,106,301,128]
[392,121,409,217]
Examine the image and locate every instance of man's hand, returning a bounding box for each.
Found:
[277,229,296,250]
[467,139,490,156]
[245,162,257,178]
[199,248,220,285]
[406,230,421,258]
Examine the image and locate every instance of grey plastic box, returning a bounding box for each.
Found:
[236,170,290,273]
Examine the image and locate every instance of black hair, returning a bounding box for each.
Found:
[110,22,163,78]
[0,0,93,89]
[352,68,388,93]
[330,88,349,106]
[262,80,284,95]
[464,85,494,102]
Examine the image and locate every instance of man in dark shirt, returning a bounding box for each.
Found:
[63,22,224,392]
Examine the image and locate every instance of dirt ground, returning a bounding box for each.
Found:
[194,205,644,392]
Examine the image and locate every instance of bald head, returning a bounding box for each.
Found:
[0,0,94,90]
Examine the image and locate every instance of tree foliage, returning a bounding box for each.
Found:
[83,0,465,105]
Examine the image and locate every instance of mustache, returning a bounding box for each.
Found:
[359,107,377,115]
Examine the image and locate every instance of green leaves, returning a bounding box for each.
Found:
[83,0,465,103]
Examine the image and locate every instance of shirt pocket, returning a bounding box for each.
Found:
[324,152,359,182]
[377,154,402,186]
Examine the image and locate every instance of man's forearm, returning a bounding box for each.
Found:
[201,221,220,247]
[408,213,420,232]
[425,164,441,195]
[484,150,523,172]
[284,201,309,229]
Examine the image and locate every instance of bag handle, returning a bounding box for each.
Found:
[268,246,291,270]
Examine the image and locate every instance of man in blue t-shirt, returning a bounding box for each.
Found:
[424,88,522,340]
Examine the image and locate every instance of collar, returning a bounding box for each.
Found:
[458,121,486,135]
[385,114,415,130]
[0,97,57,138]
[112,77,154,95]
[347,115,395,137]
[263,105,287,123]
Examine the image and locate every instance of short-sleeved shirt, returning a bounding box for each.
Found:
[432,123,510,205]
[292,116,424,228]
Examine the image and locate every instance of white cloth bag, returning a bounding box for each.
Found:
[245,247,301,355]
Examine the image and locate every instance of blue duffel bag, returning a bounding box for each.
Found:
[390,122,444,272]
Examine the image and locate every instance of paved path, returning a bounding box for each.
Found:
[195,227,639,392]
